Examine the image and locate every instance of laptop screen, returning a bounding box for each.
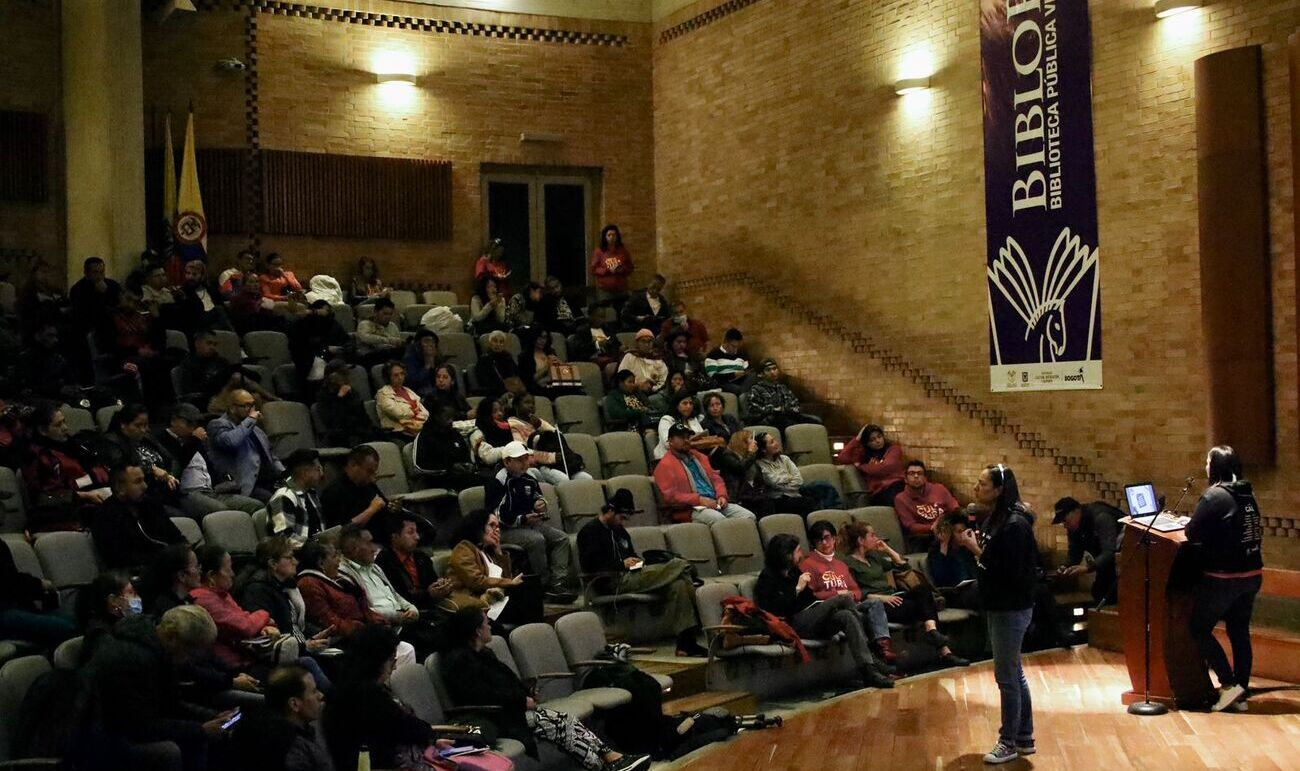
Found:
[1124,483,1159,516]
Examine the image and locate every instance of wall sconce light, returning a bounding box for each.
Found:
[375,72,418,86]
[893,76,931,96]
[1154,0,1202,18]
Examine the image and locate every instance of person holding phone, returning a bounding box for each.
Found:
[486,441,575,603]
[231,664,331,771]
[447,509,544,627]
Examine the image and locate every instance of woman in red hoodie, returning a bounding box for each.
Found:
[837,423,907,505]
[190,545,280,670]
[590,224,633,314]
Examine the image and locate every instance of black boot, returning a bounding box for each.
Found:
[860,665,895,689]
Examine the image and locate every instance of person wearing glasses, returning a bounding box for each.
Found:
[207,388,285,502]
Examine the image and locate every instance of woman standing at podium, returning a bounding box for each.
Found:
[965,464,1039,765]
[1187,445,1264,713]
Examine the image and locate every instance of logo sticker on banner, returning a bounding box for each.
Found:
[981,0,1101,391]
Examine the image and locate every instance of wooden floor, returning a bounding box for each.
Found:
[666,647,1300,770]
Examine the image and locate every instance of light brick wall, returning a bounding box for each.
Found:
[0,0,63,280]
[653,0,1300,543]
[142,2,656,300]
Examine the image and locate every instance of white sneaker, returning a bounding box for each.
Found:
[1211,684,1246,712]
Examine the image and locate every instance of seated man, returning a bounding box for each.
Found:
[658,300,709,357]
[321,444,401,532]
[267,449,326,546]
[207,389,285,502]
[91,465,187,573]
[336,524,437,657]
[178,329,275,406]
[893,460,961,549]
[166,402,263,518]
[745,358,821,429]
[577,489,705,656]
[704,327,750,394]
[231,664,330,771]
[485,441,575,603]
[355,297,407,365]
[927,512,981,609]
[603,368,654,430]
[620,273,670,331]
[76,604,235,771]
[653,422,756,525]
[375,512,455,618]
[1052,496,1124,606]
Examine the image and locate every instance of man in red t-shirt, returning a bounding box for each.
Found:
[893,460,960,547]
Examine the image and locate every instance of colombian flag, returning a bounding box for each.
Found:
[174,106,207,265]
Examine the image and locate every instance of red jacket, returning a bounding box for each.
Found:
[189,585,271,668]
[298,569,382,639]
[894,481,960,537]
[590,247,633,292]
[799,551,862,602]
[836,440,905,496]
[654,448,727,523]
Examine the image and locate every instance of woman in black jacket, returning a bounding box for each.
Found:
[438,608,650,771]
[236,538,333,688]
[313,366,377,447]
[753,534,893,689]
[1186,445,1264,713]
[104,404,179,499]
[322,625,445,771]
[965,464,1038,765]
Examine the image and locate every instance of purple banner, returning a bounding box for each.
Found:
[981,0,1101,392]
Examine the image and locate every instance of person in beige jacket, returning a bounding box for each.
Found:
[446,509,543,627]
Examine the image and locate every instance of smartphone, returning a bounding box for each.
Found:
[221,709,242,730]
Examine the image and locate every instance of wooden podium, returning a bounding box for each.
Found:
[1117,517,1215,710]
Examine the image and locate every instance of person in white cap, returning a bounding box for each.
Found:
[485,441,576,603]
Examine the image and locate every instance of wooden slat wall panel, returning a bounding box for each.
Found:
[0,110,48,203]
[261,150,452,240]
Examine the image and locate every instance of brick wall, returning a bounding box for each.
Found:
[0,0,63,283]
[142,0,656,300]
[653,0,1300,550]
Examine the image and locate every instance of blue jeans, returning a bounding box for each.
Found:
[988,608,1034,745]
[854,597,891,640]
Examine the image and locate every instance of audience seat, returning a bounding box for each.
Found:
[423,290,459,307]
[35,531,99,607]
[170,517,204,547]
[508,623,632,710]
[641,431,657,470]
[615,332,637,351]
[784,424,832,466]
[805,509,851,533]
[604,475,658,528]
[363,441,453,506]
[838,464,868,504]
[0,469,27,533]
[530,395,555,425]
[368,363,387,394]
[201,511,260,562]
[343,363,373,402]
[165,328,189,353]
[850,506,912,553]
[549,332,568,362]
[664,522,749,585]
[401,304,433,330]
[53,635,83,670]
[555,478,607,533]
[554,395,602,436]
[478,332,521,359]
[0,655,54,764]
[0,535,42,583]
[555,611,672,693]
[94,405,121,433]
[458,486,485,517]
[331,303,355,333]
[799,464,845,499]
[61,405,96,436]
[364,399,379,428]
[437,332,478,371]
[243,330,292,372]
[261,401,348,460]
[625,526,667,556]
[709,518,765,576]
[572,361,604,399]
[595,432,648,478]
[562,433,599,480]
[271,364,299,399]
[213,329,242,364]
[388,289,418,310]
[757,513,809,552]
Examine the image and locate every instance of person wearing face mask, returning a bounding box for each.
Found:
[659,301,709,357]
[76,572,145,659]
[92,465,187,573]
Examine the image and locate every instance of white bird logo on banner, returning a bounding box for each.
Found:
[987,228,1099,363]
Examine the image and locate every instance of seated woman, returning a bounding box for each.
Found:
[22,403,111,530]
[375,360,429,444]
[927,512,981,610]
[474,330,522,397]
[412,406,484,490]
[698,392,741,449]
[297,540,417,667]
[653,391,724,460]
[323,625,458,771]
[446,509,543,628]
[837,424,907,505]
[840,520,968,668]
[440,608,651,771]
[516,325,578,398]
[403,330,445,398]
[190,545,331,684]
[103,404,180,502]
[711,431,778,518]
[350,256,387,304]
[755,432,841,510]
[506,392,593,485]
[424,363,472,420]
[664,330,713,393]
[470,276,510,335]
[469,396,517,471]
[0,534,75,648]
[313,365,378,447]
[236,537,335,688]
[753,534,894,689]
[604,369,654,431]
[76,571,142,661]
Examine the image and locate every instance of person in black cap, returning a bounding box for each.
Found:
[745,358,821,430]
[576,489,705,656]
[1051,496,1123,606]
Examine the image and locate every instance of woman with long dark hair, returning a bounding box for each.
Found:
[964,464,1038,764]
[590,224,633,317]
[836,423,907,505]
[1187,445,1264,713]
[445,509,543,628]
